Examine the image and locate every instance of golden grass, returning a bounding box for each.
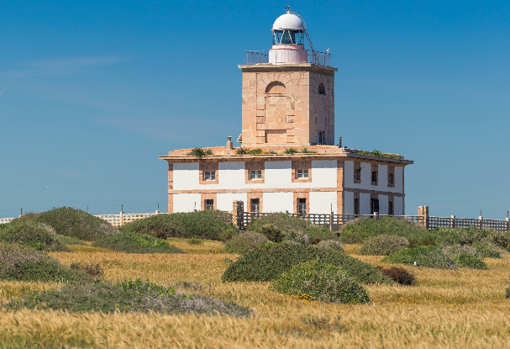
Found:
[0,243,509,348]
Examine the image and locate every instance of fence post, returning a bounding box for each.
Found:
[120,211,124,227]
[479,216,483,229]
[232,200,244,230]
[418,206,429,229]
[329,211,333,232]
[451,215,456,228]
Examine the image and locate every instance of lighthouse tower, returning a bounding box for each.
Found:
[240,9,337,146]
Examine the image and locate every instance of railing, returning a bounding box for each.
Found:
[242,212,425,230]
[244,50,331,67]
[428,216,510,231]
[0,217,15,224]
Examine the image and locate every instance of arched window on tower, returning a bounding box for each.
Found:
[266,81,286,95]
[318,83,326,95]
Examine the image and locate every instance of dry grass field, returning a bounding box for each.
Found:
[1,239,510,348]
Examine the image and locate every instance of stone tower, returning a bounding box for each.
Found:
[239,10,337,146]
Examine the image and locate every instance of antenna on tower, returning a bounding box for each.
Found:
[287,9,320,65]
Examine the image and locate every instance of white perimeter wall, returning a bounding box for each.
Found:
[173,193,201,212]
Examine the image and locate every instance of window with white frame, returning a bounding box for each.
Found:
[296,169,309,179]
[204,171,216,181]
[250,170,262,180]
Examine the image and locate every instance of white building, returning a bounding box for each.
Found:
[159,9,412,215]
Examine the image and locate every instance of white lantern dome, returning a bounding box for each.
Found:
[272,13,305,31]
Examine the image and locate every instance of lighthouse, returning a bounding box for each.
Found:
[240,9,336,146]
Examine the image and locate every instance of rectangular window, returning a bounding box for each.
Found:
[296,169,309,179]
[318,131,325,144]
[250,170,262,180]
[204,171,216,181]
[298,198,307,215]
[354,198,360,215]
[250,199,260,213]
[370,198,380,214]
[388,173,394,186]
[354,169,361,181]
[205,199,214,210]
[371,171,378,185]
[388,201,394,215]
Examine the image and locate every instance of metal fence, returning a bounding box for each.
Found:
[428,216,510,231]
[244,50,331,67]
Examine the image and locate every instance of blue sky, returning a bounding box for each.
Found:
[0,0,509,218]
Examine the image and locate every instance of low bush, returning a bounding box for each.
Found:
[247,213,337,244]
[506,278,510,299]
[70,263,105,277]
[471,241,501,259]
[92,232,185,254]
[377,267,416,285]
[187,238,204,245]
[271,261,371,304]
[6,279,253,317]
[453,253,487,270]
[0,243,89,282]
[382,246,456,269]
[317,240,344,252]
[15,207,117,241]
[442,244,481,259]
[340,217,434,247]
[0,221,70,252]
[285,230,310,245]
[257,224,284,243]
[56,235,87,246]
[121,211,237,242]
[225,232,270,254]
[222,243,394,284]
[358,235,409,256]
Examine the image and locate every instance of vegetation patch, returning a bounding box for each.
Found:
[15,207,117,241]
[355,149,400,159]
[358,235,409,256]
[187,147,213,158]
[340,217,434,247]
[6,279,253,317]
[120,210,237,242]
[56,235,87,246]
[471,241,501,259]
[0,243,89,282]
[222,243,394,284]
[0,221,70,252]
[454,253,487,270]
[247,213,338,244]
[317,240,344,252]
[271,261,371,304]
[225,232,270,254]
[92,232,185,254]
[377,267,416,285]
[382,246,456,269]
[69,263,105,277]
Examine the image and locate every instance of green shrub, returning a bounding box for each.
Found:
[225,232,270,254]
[15,207,117,241]
[433,227,489,246]
[271,261,371,304]
[92,232,185,254]
[286,230,310,245]
[358,235,409,256]
[247,213,337,244]
[317,240,344,252]
[70,263,105,277]
[0,221,70,252]
[121,211,237,242]
[56,235,87,246]
[487,230,510,248]
[258,224,284,242]
[377,267,416,285]
[453,253,487,270]
[222,243,394,284]
[472,241,501,259]
[188,147,213,158]
[340,217,434,247]
[382,246,456,269]
[0,243,89,282]
[6,279,253,317]
[442,244,481,259]
[187,238,204,245]
[506,278,510,299]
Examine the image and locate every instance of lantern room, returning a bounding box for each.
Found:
[269,11,308,65]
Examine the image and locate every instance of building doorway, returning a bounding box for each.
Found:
[250,198,260,213]
[298,198,307,216]
[370,198,379,214]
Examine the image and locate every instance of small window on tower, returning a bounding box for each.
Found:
[318,83,326,95]
[318,131,325,144]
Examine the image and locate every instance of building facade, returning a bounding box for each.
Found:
[160,9,413,215]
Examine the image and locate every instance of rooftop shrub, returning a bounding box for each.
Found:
[6,279,253,317]
[0,243,89,282]
[382,246,456,269]
[0,221,70,252]
[271,261,371,304]
[317,240,344,253]
[222,243,394,284]
[225,232,270,254]
[377,267,416,285]
[15,207,117,241]
[121,210,237,242]
[358,235,409,256]
[188,147,213,158]
[340,217,434,247]
[92,232,185,254]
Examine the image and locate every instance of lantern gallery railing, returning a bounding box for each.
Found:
[244,50,331,67]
